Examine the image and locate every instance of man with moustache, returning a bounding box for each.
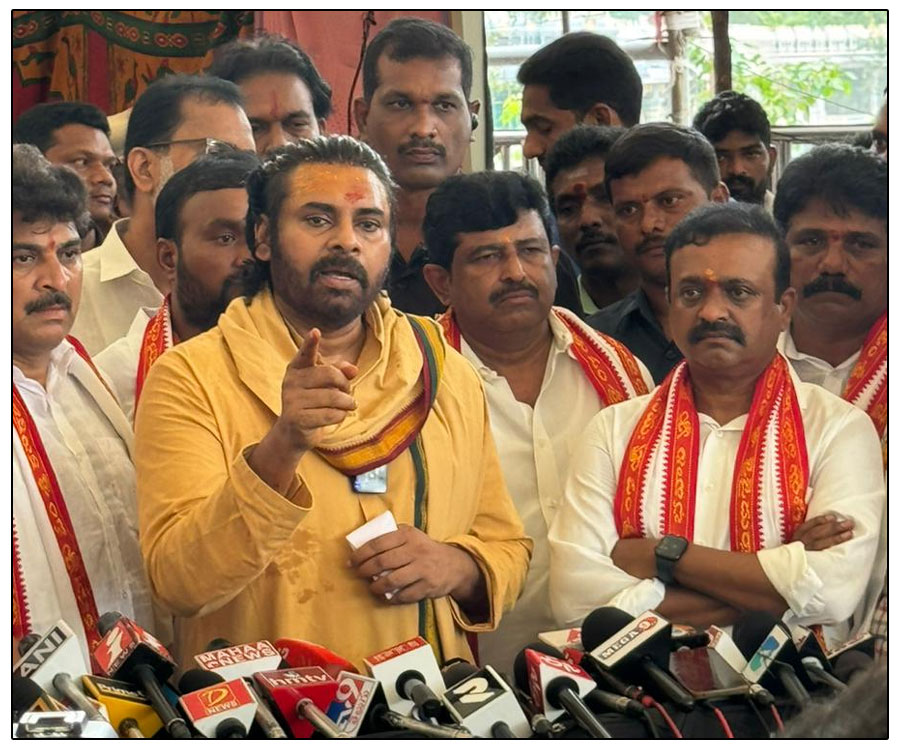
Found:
[545,125,638,315]
[588,123,729,383]
[774,144,888,656]
[12,145,153,665]
[14,101,119,249]
[693,91,777,210]
[549,203,884,650]
[421,170,651,670]
[208,34,333,155]
[135,136,531,667]
[71,74,255,354]
[96,148,260,420]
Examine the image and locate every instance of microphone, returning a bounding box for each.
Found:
[514,645,613,739]
[193,639,287,739]
[14,710,118,739]
[17,632,41,656]
[13,620,89,699]
[13,676,66,720]
[254,667,347,738]
[582,607,696,711]
[734,613,812,711]
[93,611,191,739]
[50,673,106,722]
[440,661,532,738]
[194,639,284,680]
[362,636,447,720]
[274,637,359,678]
[178,669,258,738]
[81,675,163,739]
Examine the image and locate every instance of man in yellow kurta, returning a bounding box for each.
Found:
[135,136,531,668]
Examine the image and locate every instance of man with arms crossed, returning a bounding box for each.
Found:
[549,203,884,650]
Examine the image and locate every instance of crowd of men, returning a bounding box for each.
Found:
[12,19,887,683]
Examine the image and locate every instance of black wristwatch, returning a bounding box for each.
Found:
[655,535,689,585]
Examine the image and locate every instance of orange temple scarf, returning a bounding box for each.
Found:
[842,312,887,440]
[614,354,809,552]
[437,306,650,404]
[135,295,178,410]
[12,337,108,655]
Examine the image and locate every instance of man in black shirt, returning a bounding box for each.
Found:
[588,124,728,382]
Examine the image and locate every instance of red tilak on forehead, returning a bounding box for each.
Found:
[269,91,280,120]
[345,191,364,202]
[571,182,587,197]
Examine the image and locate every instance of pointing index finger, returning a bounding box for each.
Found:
[291,328,322,369]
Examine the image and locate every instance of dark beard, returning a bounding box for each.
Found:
[269,242,388,332]
[175,254,250,332]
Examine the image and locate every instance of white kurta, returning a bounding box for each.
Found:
[548,369,885,651]
[13,339,155,666]
[70,219,163,355]
[95,306,157,422]
[466,312,653,672]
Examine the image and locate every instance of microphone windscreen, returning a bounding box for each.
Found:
[441,661,477,688]
[205,638,233,652]
[178,668,226,694]
[512,642,561,695]
[97,611,124,637]
[18,633,40,657]
[731,612,781,661]
[581,607,634,651]
[12,677,44,713]
[274,638,357,678]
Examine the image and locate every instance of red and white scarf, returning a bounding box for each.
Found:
[437,306,650,404]
[842,312,887,440]
[135,295,178,409]
[615,354,810,552]
[12,337,108,657]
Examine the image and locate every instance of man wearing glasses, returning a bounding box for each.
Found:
[71,74,255,354]
[14,101,120,250]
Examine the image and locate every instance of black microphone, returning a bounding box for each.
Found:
[733,613,812,712]
[93,611,192,739]
[396,669,445,721]
[13,676,64,720]
[514,644,613,739]
[832,650,874,685]
[582,607,696,711]
[178,669,257,739]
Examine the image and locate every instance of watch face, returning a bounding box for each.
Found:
[658,535,688,561]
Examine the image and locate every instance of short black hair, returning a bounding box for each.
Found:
[518,32,643,127]
[605,122,720,198]
[13,143,88,232]
[544,124,627,201]
[13,101,111,154]
[207,34,333,121]
[693,90,772,147]
[664,202,790,302]
[423,171,555,270]
[123,74,245,201]
[773,143,888,232]
[362,17,473,101]
[244,135,397,296]
[155,147,260,243]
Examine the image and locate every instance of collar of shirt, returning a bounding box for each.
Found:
[13,339,77,400]
[577,274,601,316]
[96,219,141,283]
[778,330,860,374]
[389,244,429,279]
[459,310,574,381]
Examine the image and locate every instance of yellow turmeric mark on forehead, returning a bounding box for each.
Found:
[704,268,717,282]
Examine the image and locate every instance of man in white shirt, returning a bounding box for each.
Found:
[71,74,256,354]
[12,144,154,666]
[549,202,884,651]
[96,148,259,420]
[773,143,888,656]
[422,171,652,671]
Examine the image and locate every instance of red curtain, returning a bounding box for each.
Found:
[255,11,450,136]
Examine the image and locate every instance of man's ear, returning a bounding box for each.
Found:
[317,118,328,136]
[582,102,620,127]
[422,263,453,307]
[353,97,370,140]
[254,216,272,262]
[778,285,796,329]
[127,147,158,197]
[711,181,730,204]
[157,238,177,286]
[550,243,561,267]
[767,144,778,174]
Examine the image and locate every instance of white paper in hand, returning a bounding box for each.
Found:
[346,511,399,599]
